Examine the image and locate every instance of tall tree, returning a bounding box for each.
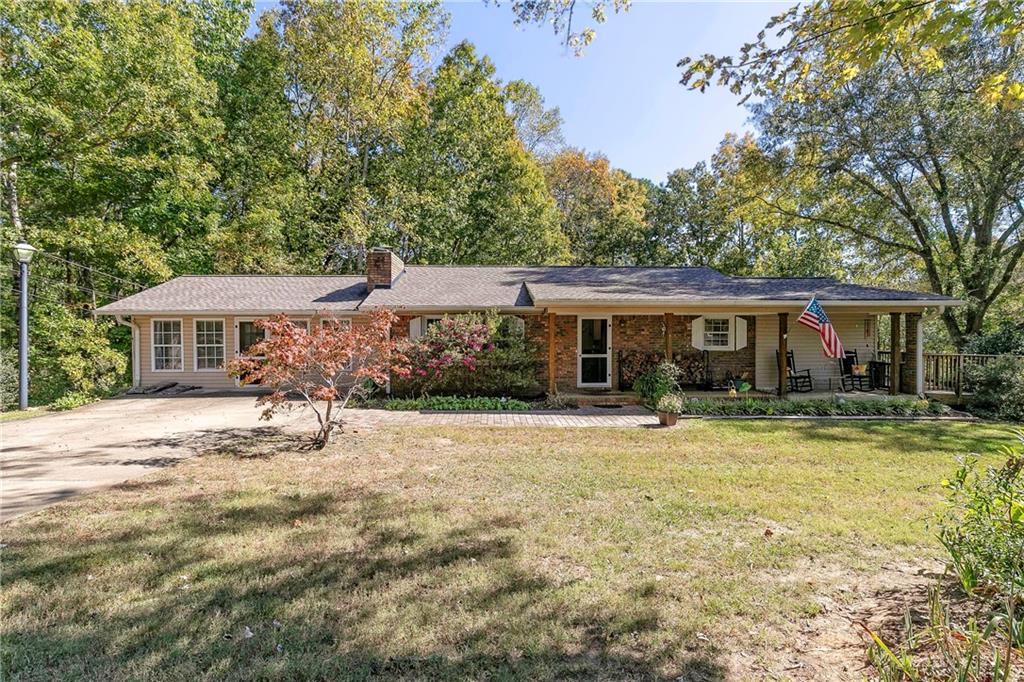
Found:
[751,31,1024,346]
[646,164,728,268]
[545,148,648,265]
[398,42,567,264]
[264,0,449,272]
[210,11,304,273]
[1,0,235,287]
[503,79,565,158]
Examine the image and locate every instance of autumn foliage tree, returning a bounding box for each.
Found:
[228,309,408,447]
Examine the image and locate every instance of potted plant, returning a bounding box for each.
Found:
[656,393,684,427]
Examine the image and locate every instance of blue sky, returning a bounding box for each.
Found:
[251,1,790,183]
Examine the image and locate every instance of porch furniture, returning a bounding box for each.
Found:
[869,360,890,390]
[776,350,814,393]
[840,350,873,391]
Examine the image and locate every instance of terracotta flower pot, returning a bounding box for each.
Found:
[657,411,678,427]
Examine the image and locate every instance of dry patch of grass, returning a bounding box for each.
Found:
[0,421,1013,680]
[0,406,50,422]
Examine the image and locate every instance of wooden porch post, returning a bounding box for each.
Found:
[778,312,788,398]
[547,311,557,395]
[889,312,901,395]
[664,312,673,361]
[915,315,924,396]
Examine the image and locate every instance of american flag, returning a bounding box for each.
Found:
[797,298,845,358]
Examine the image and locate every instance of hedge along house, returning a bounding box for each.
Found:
[96,247,960,398]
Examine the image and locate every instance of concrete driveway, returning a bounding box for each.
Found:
[0,394,307,523]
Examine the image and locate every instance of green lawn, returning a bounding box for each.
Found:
[0,421,1013,680]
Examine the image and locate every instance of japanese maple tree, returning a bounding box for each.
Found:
[229,309,408,447]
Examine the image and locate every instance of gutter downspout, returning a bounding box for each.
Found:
[115,315,141,389]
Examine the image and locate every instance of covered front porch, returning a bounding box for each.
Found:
[531,308,931,399]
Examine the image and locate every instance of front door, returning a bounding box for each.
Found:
[577,316,611,388]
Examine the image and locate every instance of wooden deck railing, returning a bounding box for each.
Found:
[876,351,1003,393]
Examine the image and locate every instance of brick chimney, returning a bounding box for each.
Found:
[366,247,404,291]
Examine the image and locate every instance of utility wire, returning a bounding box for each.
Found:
[35,251,146,291]
[31,274,122,302]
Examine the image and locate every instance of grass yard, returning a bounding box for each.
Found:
[0,421,1014,680]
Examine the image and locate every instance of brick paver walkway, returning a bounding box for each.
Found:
[345,406,658,428]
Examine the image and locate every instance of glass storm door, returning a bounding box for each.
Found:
[577,317,611,387]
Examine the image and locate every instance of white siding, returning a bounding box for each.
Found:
[755,313,876,392]
[138,315,238,389]
[136,313,361,390]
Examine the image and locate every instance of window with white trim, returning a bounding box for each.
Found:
[703,317,732,349]
[153,320,183,371]
[194,319,225,370]
[291,319,310,333]
[424,316,443,331]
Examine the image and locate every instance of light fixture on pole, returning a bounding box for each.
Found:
[13,241,36,410]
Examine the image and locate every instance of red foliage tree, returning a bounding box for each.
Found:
[228,309,409,447]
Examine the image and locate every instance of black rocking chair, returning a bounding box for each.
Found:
[840,350,873,391]
[776,350,814,393]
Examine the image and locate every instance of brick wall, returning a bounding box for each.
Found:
[405,312,757,394]
[681,315,757,384]
[525,314,581,392]
[612,315,667,390]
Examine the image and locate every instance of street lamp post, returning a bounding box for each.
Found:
[13,241,36,410]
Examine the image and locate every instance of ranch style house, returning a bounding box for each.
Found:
[95,248,961,399]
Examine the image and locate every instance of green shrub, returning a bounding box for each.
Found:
[29,303,127,404]
[867,434,1024,681]
[937,434,1024,597]
[966,355,1024,422]
[675,397,948,417]
[0,347,19,411]
[382,395,532,411]
[50,391,97,411]
[964,320,1024,355]
[633,361,680,404]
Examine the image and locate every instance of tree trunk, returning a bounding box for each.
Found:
[315,422,332,449]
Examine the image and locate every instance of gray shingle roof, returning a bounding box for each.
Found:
[724,277,953,302]
[94,275,366,314]
[361,266,952,308]
[360,266,536,309]
[95,267,956,315]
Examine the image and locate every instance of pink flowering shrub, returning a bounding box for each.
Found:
[399,312,539,397]
[404,315,492,381]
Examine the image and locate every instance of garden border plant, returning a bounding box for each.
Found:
[655,395,952,418]
[865,432,1024,681]
[364,395,533,412]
